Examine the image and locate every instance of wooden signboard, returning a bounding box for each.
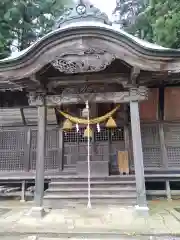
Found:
[118,151,129,175]
[164,87,180,120]
[139,88,159,121]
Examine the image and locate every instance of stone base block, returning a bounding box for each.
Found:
[134,205,149,217]
[76,161,109,177]
[27,207,46,218]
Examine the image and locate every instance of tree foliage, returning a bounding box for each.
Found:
[137,0,180,48]
[113,0,145,29]
[113,0,180,49]
[0,0,14,58]
[0,0,72,59]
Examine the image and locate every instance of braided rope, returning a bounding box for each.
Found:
[58,104,120,124]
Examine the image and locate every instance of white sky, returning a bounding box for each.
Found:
[86,0,116,19]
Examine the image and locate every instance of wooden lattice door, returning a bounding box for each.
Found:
[29,128,60,172]
[0,129,27,172]
[63,127,125,173]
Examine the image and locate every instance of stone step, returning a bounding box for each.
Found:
[63,164,76,169]
[44,193,136,198]
[45,187,136,196]
[44,174,137,208]
[46,186,136,191]
[49,181,136,189]
[43,197,137,208]
[54,172,77,176]
[51,175,135,182]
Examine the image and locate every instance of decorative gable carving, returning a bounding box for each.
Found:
[51,48,115,74]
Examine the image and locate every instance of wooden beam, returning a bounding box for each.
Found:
[29,74,46,91]
[130,67,140,85]
[28,88,148,106]
[47,73,129,89]
[29,74,41,86]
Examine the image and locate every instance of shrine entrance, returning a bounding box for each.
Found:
[59,102,129,176]
[63,126,125,175]
[0,0,162,211]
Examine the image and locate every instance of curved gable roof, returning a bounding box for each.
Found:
[0,21,179,66]
[0,20,180,82]
[0,1,180,91]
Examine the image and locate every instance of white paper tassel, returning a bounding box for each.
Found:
[97,123,100,132]
[76,123,79,133]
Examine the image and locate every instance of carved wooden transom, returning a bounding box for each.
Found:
[51,48,115,74]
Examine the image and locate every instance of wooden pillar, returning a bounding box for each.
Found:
[130,100,148,209]
[124,104,131,173]
[124,125,130,173]
[159,87,170,200]
[34,100,46,207]
[159,87,168,169]
[20,180,26,202]
[166,180,172,201]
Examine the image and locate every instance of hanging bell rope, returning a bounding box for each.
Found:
[58,104,120,125]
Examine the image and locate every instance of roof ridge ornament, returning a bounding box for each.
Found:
[76,3,86,15]
[54,0,111,29]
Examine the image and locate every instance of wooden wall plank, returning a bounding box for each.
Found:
[23,107,57,125]
[139,88,159,121]
[0,108,23,126]
[164,87,180,120]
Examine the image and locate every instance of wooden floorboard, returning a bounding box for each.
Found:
[0,171,179,181]
[0,171,60,181]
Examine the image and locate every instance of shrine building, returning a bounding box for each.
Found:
[0,1,180,214]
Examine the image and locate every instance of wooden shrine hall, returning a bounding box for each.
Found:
[1,0,180,214]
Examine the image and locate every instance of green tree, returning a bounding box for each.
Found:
[148,0,180,48]
[0,0,14,59]
[0,0,72,59]
[113,0,144,30]
[130,0,180,48]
